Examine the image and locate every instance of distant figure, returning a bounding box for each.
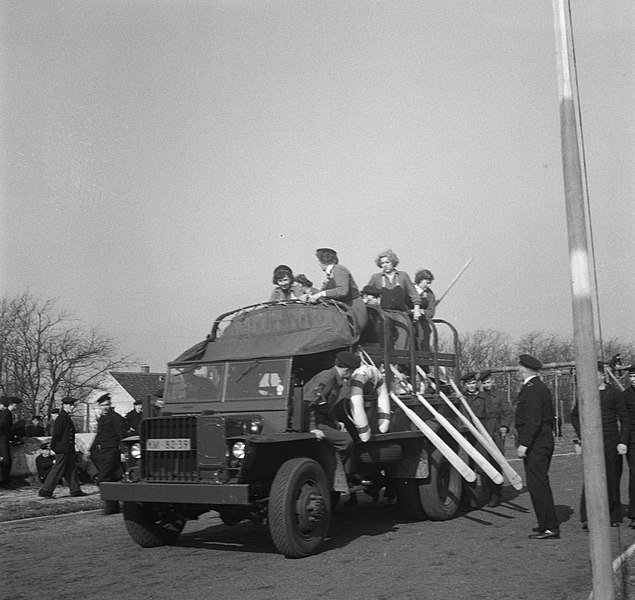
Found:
[514,354,560,539]
[0,396,23,489]
[25,415,47,437]
[39,397,87,499]
[366,250,421,350]
[309,248,367,334]
[413,269,436,352]
[45,408,59,435]
[125,400,143,435]
[36,442,55,483]
[90,393,130,515]
[152,389,165,417]
[571,361,629,528]
[477,370,513,507]
[269,264,303,302]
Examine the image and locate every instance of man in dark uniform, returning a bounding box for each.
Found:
[36,442,55,483]
[0,396,22,489]
[514,354,560,539]
[39,397,87,498]
[623,366,635,528]
[477,370,514,507]
[303,351,360,481]
[25,415,47,437]
[90,393,130,515]
[571,362,629,528]
[125,399,143,435]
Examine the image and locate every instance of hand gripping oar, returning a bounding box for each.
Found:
[388,391,476,483]
[388,365,502,484]
[417,366,523,490]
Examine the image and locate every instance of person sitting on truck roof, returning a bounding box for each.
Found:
[348,362,391,442]
[413,268,436,352]
[269,264,303,302]
[308,248,368,334]
[366,250,421,350]
[294,273,318,302]
[303,350,362,482]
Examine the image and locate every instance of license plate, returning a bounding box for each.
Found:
[146,438,191,451]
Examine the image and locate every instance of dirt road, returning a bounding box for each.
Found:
[2,452,634,600]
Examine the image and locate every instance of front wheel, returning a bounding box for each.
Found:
[268,458,332,558]
[123,502,186,548]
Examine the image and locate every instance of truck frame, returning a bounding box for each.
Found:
[101,299,468,558]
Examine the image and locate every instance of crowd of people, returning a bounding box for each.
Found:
[269,247,436,351]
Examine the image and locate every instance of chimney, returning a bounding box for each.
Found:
[141,365,150,374]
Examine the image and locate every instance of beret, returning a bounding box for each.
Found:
[40,442,50,450]
[519,354,542,371]
[361,285,382,297]
[96,393,111,404]
[461,372,477,383]
[335,351,361,370]
[61,397,78,405]
[478,370,492,381]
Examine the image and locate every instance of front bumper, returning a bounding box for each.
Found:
[100,481,250,505]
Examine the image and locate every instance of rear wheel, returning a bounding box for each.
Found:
[268,458,332,558]
[123,502,186,547]
[397,447,462,521]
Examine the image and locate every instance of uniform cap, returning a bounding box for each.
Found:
[133,399,142,405]
[61,397,78,405]
[461,372,477,383]
[40,442,50,450]
[335,351,361,370]
[477,370,492,381]
[0,395,22,407]
[518,354,542,371]
[50,408,60,414]
[96,393,111,404]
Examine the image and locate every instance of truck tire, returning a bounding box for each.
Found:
[268,457,331,558]
[123,501,186,548]
[397,447,462,521]
[418,447,462,520]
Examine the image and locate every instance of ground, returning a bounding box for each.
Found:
[1,428,634,600]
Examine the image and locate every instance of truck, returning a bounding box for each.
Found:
[101,299,468,558]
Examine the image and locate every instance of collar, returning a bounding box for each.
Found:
[523,375,538,385]
[325,264,335,277]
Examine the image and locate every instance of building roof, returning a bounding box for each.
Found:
[109,372,165,403]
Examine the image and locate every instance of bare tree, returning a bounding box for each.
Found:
[0,292,134,424]
[458,328,513,373]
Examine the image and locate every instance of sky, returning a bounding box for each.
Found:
[1,1,633,372]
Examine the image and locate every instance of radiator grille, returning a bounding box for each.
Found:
[141,416,199,482]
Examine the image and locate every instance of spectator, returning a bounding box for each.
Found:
[0,396,23,490]
[38,397,87,499]
[413,268,436,352]
[125,400,143,435]
[25,415,47,437]
[35,442,55,483]
[90,393,130,515]
[45,408,59,435]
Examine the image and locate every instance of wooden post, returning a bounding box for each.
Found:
[552,1,614,597]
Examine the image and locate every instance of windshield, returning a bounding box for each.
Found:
[166,359,290,403]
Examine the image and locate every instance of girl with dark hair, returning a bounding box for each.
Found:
[269,264,303,302]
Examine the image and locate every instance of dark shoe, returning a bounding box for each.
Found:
[532,527,545,533]
[103,506,120,516]
[38,490,53,498]
[582,522,588,531]
[528,530,560,539]
[71,491,88,497]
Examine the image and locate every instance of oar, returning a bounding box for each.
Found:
[443,373,523,490]
[389,392,476,483]
[387,365,502,484]
[417,366,523,490]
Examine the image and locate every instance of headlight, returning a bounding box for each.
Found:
[131,443,141,459]
[248,419,263,434]
[231,441,246,459]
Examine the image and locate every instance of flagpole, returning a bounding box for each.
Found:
[552,1,614,598]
